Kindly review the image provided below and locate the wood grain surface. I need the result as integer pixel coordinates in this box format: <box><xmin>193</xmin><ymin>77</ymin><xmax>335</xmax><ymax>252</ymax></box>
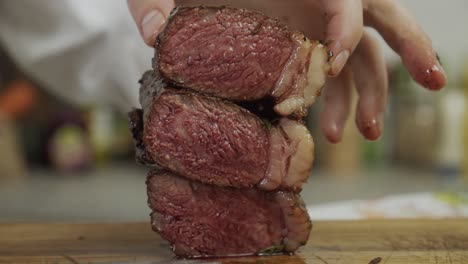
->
<box><xmin>0</xmin><ymin>219</ymin><xmax>467</xmax><ymax>264</ymax></box>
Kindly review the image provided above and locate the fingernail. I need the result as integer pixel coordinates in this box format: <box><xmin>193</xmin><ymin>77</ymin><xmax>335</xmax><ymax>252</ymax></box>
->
<box><xmin>141</xmin><ymin>10</ymin><xmax>165</xmax><ymax>44</ymax></box>
<box><xmin>434</xmin><ymin>59</ymin><xmax>446</xmax><ymax>75</ymax></box>
<box><xmin>329</xmin><ymin>50</ymin><xmax>350</xmax><ymax>77</ymax></box>
<box><xmin>424</xmin><ymin>61</ymin><xmax>447</xmax><ymax>90</ymax></box>
<box><xmin>432</xmin><ymin>60</ymin><xmax>445</xmax><ymax>75</ymax></box>
<box><xmin>358</xmin><ymin>112</ymin><xmax>384</xmax><ymax>141</ymax></box>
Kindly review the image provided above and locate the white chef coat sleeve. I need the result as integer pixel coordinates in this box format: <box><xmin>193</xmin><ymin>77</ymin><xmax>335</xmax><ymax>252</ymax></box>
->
<box><xmin>0</xmin><ymin>0</ymin><xmax>153</xmax><ymax>111</ymax></box>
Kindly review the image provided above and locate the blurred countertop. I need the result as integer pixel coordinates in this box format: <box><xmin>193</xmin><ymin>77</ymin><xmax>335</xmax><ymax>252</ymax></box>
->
<box><xmin>0</xmin><ymin>164</ymin><xmax>466</xmax><ymax>222</ymax></box>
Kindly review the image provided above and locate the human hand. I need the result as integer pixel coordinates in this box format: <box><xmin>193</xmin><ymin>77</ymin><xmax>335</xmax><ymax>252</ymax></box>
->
<box><xmin>127</xmin><ymin>0</ymin><xmax>446</xmax><ymax>142</ymax></box>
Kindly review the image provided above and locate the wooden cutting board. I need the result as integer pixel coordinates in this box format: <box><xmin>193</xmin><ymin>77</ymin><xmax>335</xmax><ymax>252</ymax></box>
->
<box><xmin>0</xmin><ymin>219</ymin><xmax>467</xmax><ymax>264</ymax></box>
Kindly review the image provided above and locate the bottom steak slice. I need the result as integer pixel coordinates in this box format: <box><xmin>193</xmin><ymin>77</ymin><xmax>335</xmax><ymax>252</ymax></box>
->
<box><xmin>147</xmin><ymin>169</ymin><xmax>312</xmax><ymax>258</ymax></box>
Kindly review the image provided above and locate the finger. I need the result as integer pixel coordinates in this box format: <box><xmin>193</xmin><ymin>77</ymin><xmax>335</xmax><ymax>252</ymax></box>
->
<box><xmin>349</xmin><ymin>31</ymin><xmax>387</xmax><ymax>141</ymax></box>
<box><xmin>321</xmin><ymin>0</ymin><xmax>363</xmax><ymax>77</ymax></box>
<box><xmin>320</xmin><ymin>66</ymin><xmax>353</xmax><ymax>144</ymax></box>
<box><xmin>364</xmin><ymin>0</ymin><xmax>446</xmax><ymax>90</ymax></box>
<box><xmin>127</xmin><ymin>0</ymin><xmax>175</xmax><ymax>46</ymax></box>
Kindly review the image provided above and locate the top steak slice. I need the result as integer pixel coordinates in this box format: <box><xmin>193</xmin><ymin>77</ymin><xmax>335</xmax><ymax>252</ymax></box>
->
<box><xmin>155</xmin><ymin>6</ymin><xmax>329</xmax><ymax>117</ymax></box>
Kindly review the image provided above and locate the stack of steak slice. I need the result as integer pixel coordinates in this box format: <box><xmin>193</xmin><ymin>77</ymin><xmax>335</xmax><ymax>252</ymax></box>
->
<box><xmin>129</xmin><ymin>5</ymin><xmax>329</xmax><ymax>258</ymax></box>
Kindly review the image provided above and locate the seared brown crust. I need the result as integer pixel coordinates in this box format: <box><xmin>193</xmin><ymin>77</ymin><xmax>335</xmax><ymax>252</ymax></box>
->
<box><xmin>128</xmin><ymin>108</ymin><xmax>154</xmax><ymax>165</ymax></box>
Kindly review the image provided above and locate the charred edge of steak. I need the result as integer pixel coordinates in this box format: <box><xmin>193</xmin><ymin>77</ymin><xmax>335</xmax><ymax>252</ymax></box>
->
<box><xmin>139</xmin><ymin>70</ymin><xmax>166</xmax><ymax>112</ymax></box>
<box><xmin>152</xmin><ymin>6</ymin><xmax>187</xmax><ymax>78</ymax></box>
<box><xmin>129</xmin><ymin>69</ymin><xmax>169</xmax><ymax>166</ymax></box>
<box><xmin>236</xmin><ymin>96</ymin><xmax>280</xmax><ymax>122</ymax></box>
<box><xmin>128</xmin><ymin>108</ymin><xmax>155</xmax><ymax>165</ymax></box>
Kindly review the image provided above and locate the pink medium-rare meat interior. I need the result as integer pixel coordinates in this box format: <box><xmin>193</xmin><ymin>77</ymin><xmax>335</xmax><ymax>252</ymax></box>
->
<box><xmin>155</xmin><ymin>6</ymin><xmax>329</xmax><ymax>117</ymax></box>
<box><xmin>128</xmin><ymin>5</ymin><xmax>325</xmax><ymax>258</ymax></box>
<box><xmin>157</xmin><ymin>6</ymin><xmax>293</xmax><ymax>101</ymax></box>
<box><xmin>147</xmin><ymin>170</ymin><xmax>312</xmax><ymax>257</ymax></box>
<box><xmin>143</xmin><ymin>88</ymin><xmax>269</xmax><ymax>188</ymax></box>
<box><xmin>130</xmin><ymin>71</ymin><xmax>315</xmax><ymax>191</ymax></box>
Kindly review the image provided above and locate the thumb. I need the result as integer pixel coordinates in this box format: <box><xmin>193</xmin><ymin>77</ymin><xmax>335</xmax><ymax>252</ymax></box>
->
<box><xmin>321</xmin><ymin>0</ymin><xmax>363</xmax><ymax>77</ymax></box>
<box><xmin>127</xmin><ymin>0</ymin><xmax>175</xmax><ymax>46</ymax></box>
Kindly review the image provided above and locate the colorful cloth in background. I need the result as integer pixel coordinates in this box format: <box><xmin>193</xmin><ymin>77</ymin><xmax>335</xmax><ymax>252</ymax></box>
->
<box><xmin>307</xmin><ymin>192</ymin><xmax>468</xmax><ymax>220</ymax></box>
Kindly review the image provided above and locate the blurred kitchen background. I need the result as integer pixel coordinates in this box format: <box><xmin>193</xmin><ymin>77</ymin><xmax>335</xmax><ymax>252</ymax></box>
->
<box><xmin>0</xmin><ymin>0</ymin><xmax>467</xmax><ymax>222</ymax></box>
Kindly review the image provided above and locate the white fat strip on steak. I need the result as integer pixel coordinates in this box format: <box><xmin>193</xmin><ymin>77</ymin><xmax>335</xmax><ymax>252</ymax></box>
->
<box><xmin>273</xmin><ymin>33</ymin><xmax>329</xmax><ymax>116</ymax></box>
<box><xmin>259</xmin><ymin>118</ymin><xmax>314</xmax><ymax>191</ymax></box>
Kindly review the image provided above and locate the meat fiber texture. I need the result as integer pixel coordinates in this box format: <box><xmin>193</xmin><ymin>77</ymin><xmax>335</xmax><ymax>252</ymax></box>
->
<box><xmin>155</xmin><ymin>6</ymin><xmax>329</xmax><ymax>117</ymax></box>
<box><xmin>147</xmin><ymin>170</ymin><xmax>311</xmax><ymax>257</ymax></box>
<box><xmin>129</xmin><ymin>5</ymin><xmax>329</xmax><ymax>258</ymax></box>
<box><xmin>130</xmin><ymin>71</ymin><xmax>314</xmax><ymax>191</ymax></box>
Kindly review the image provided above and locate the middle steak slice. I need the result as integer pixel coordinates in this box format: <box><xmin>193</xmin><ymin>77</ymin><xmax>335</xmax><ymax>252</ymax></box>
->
<box><xmin>129</xmin><ymin>71</ymin><xmax>314</xmax><ymax>191</ymax></box>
